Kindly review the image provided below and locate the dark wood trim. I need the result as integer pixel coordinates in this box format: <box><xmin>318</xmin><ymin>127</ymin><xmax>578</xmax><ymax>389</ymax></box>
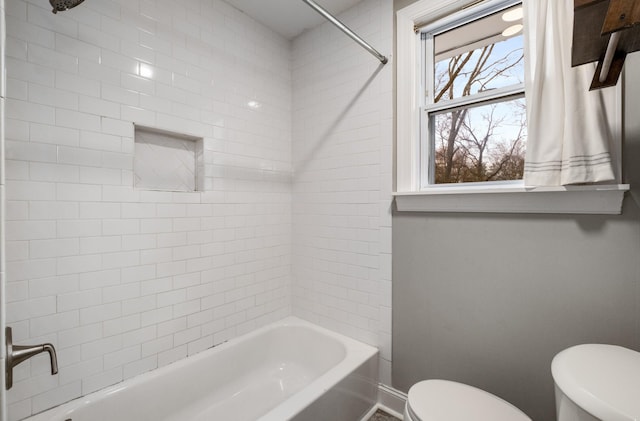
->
<box><xmin>575</xmin><ymin>0</ymin><xmax>607</xmax><ymax>10</ymax></box>
<box><xmin>602</xmin><ymin>0</ymin><xmax>640</xmax><ymax>33</ymax></box>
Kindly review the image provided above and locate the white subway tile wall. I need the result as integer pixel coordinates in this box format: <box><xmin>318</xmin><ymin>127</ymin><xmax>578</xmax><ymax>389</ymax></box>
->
<box><xmin>4</xmin><ymin>0</ymin><xmax>292</xmax><ymax>418</ymax></box>
<box><xmin>4</xmin><ymin>0</ymin><xmax>394</xmax><ymax>418</ymax></box>
<box><xmin>291</xmin><ymin>0</ymin><xmax>393</xmax><ymax>385</ymax></box>
<box><xmin>1</xmin><ymin>1</ymin><xmax>7</xmax><ymax>416</ymax></box>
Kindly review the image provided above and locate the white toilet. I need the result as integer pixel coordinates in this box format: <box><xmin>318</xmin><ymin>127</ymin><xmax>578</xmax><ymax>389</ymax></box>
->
<box><xmin>552</xmin><ymin>344</ymin><xmax>640</xmax><ymax>421</ymax></box>
<box><xmin>404</xmin><ymin>379</ymin><xmax>531</xmax><ymax>421</ymax></box>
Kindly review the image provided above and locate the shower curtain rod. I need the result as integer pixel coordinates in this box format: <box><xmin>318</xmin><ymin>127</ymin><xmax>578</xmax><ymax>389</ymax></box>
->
<box><xmin>301</xmin><ymin>0</ymin><xmax>388</xmax><ymax>64</ymax></box>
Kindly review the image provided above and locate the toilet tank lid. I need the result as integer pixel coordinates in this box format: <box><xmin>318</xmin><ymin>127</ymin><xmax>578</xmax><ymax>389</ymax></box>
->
<box><xmin>552</xmin><ymin>344</ymin><xmax>640</xmax><ymax>421</ymax></box>
<box><xmin>407</xmin><ymin>380</ymin><xmax>531</xmax><ymax>421</ymax></box>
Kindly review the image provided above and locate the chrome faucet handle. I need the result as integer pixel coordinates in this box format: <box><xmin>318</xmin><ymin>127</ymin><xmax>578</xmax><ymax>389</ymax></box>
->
<box><xmin>5</xmin><ymin>327</ymin><xmax>58</xmax><ymax>390</ymax></box>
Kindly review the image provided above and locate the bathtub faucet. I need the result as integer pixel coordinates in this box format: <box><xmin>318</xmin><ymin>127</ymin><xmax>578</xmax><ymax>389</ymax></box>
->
<box><xmin>5</xmin><ymin>327</ymin><xmax>58</xmax><ymax>390</ymax></box>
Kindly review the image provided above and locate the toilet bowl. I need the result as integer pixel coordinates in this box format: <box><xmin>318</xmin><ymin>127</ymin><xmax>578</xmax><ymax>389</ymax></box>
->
<box><xmin>404</xmin><ymin>379</ymin><xmax>531</xmax><ymax>421</ymax></box>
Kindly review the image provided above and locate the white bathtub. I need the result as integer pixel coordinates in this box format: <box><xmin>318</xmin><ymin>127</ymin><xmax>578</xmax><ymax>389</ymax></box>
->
<box><xmin>26</xmin><ymin>317</ymin><xmax>379</xmax><ymax>421</ymax></box>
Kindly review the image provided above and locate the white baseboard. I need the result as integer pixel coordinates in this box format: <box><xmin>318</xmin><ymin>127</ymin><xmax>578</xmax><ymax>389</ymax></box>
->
<box><xmin>360</xmin><ymin>403</ymin><xmax>403</xmax><ymax>421</ymax></box>
<box><xmin>360</xmin><ymin>405</ymin><xmax>381</xmax><ymax>421</ymax></box>
<box><xmin>377</xmin><ymin>383</ymin><xmax>407</xmax><ymax>418</ymax></box>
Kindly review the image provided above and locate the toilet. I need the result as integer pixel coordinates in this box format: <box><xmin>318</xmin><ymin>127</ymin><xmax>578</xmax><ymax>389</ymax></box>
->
<box><xmin>404</xmin><ymin>379</ymin><xmax>531</xmax><ymax>421</ymax></box>
<box><xmin>552</xmin><ymin>344</ymin><xmax>640</xmax><ymax>421</ymax></box>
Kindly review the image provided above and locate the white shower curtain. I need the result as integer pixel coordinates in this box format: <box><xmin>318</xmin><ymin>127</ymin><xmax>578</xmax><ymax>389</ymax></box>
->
<box><xmin>523</xmin><ymin>0</ymin><xmax>616</xmax><ymax>186</ymax></box>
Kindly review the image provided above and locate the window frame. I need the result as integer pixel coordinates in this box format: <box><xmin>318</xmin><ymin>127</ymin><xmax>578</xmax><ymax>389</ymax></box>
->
<box><xmin>394</xmin><ymin>0</ymin><xmax>628</xmax><ymax>214</ymax></box>
<box><xmin>421</xmin><ymin>0</ymin><xmax>526</xmax><ymax>188</ymax></box>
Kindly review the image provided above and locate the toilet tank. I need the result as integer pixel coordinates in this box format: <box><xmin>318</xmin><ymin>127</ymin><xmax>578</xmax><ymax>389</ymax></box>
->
<box><xmin>554</xmin><ymin>385</ymin><xmax>601</xmax><ymax>421</ymax></box>
<box><xmin>552</xmin><ymin>344</ymin><xmax>640</xmax><ymax>421</ymax></box>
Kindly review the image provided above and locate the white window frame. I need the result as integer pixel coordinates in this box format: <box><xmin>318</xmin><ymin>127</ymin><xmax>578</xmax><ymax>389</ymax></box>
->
<box><xmin>420</xmin><ymin>0</ymin><xmax>525</xmax><ymax>188</ymax></box>
<box><xmin>395</xmin><ymin>0</ymin><xmax>628</xmax><ymax>214</ymax></box>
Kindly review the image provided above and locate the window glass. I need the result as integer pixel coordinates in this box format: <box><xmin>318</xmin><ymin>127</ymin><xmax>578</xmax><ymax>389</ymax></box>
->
<box><xmin>433</xmin><ymin>5</ymin><xmax>524</xmax><ymax>103</ymax></box>
<box><xmin>432</xmin><ymin>97</ymin><xmax>526</xmax><ymax>184</ymax></box>
<box><xmin>424</xmin><ymin>2</ymin><xmax>527</xmax><ymax>185</ymax></box>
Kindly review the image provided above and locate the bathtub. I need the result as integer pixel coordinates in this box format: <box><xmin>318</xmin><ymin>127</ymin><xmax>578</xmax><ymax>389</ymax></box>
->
<box><xmin>26</xmin><ymin>317</ymin><xmax>379</xmax><ymax>421</ymax></box>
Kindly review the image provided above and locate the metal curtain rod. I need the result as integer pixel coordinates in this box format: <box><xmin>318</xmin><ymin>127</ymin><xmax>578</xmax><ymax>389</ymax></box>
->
<box><xmin>302</xmin><ymin>0</ymin><xmax>388</xmax><ymax>64</ymax></box>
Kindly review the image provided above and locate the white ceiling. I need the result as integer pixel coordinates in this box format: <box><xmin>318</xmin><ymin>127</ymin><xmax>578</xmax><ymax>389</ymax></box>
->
<box><xmin>224</xmin><ymin>0</ymin><xmax>363</xmax><ymax>39</ymax></box>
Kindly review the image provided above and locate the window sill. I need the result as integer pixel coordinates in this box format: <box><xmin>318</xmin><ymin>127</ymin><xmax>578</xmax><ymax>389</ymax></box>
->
<box><xmin>393</xmin><ymin>184</ymin><xmax>630</xmax><ymax>214</ymax></box>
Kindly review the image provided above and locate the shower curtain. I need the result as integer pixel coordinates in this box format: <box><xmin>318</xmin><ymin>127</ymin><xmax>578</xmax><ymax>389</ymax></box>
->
<box><xmin>522</xmin><ymin>0</ymin><xmax>617</xmax><ymax>186</ymax></box>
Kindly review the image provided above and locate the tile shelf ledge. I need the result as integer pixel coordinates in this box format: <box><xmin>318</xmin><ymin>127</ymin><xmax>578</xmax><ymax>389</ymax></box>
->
<box><xmin>393</xmin><ymin>184</ymin><xmax>630</xmax><ymax>214</ymax></box>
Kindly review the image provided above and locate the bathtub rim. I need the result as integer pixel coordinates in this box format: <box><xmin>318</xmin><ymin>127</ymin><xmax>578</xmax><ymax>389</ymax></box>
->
<box><xmin>24</xmin><ymin>316</ymin><xmax>379</xmax><ymax>421</ymax></box>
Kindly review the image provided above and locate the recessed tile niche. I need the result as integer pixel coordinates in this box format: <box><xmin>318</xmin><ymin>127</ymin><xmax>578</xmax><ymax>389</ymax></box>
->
<box><xmin>134</xmin><ymin>126</ymin><xmax>204</xmax><ymax>192</ymax></box>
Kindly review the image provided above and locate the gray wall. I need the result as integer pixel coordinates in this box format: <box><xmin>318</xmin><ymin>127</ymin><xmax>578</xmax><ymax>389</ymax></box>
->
<box><xmin>391</xmin><ymin>3</ymin><xmax>640</xmax><ymax>418</ymax></box>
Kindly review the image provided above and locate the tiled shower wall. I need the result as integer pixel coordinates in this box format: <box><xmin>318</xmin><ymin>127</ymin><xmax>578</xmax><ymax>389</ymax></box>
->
<box><xmin>4</xmin><ymin>0</ymin><xmax>292</xmax><ymax>418</ymax></box>
<box><xmin>1</xmin><ymin>0</ymin><xmax>8</xmax><ymax>419</ymax></box>
<box><xmin>291</xmin><ymin>0</ymin><xmax>393</xmax><ymax>384</ymax></box>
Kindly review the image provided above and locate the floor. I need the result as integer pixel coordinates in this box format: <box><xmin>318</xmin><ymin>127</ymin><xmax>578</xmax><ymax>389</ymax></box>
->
<box><xmin>368</xmin><ymin>409</ymin><xmax>402</xmax><ymax>421</ymax></box>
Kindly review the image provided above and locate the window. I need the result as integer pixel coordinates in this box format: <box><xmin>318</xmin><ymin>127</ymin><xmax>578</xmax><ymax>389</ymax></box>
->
<box><xmin>395</xmin><ymin>0</ymin><xmax>627</xmax><ymax>214</ymax></box>
<box><xmin>420</xmin><ymin>0</ymin><xmax>526</xmax><ymax>187</ymax></box>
